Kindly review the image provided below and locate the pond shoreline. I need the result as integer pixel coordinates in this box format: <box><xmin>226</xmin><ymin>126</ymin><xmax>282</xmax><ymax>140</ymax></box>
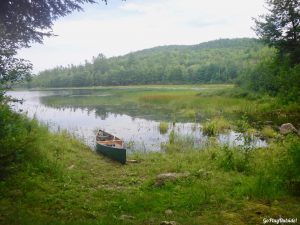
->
<box><xmin>8</xmin><ymin>85</ymin><xmax>268</xmax><ymax>152</ymax></box>
<box><xmin>1</xmin><ymin>104</ymin><xmax>299</xmax><ymax>224</ymax></box>
<box><xmin>2</xmin><ymin>85</ymin><xmax>300</xmax><ymax>224</ymax></box>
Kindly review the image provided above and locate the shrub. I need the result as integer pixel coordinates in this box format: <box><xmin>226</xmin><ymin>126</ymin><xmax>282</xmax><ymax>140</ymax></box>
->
<box><xmin>217</xmin><ymin>145</ymin><xmax>251</xmax><ymax>173</ymax></box>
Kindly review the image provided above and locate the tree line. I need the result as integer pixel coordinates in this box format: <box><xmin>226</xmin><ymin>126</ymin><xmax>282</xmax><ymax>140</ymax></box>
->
<box><xmin>28</xmin><ymin>38</ymin><xmax>270</xmax><ymax>87</ymax></box>
<box><xmin>242</xmin><ymin>0</ymin><xmax>300</xmax><ymax>103</ymax></box>
<box><xmin>2</xmin><ymin>0</ymin><xmax>299</xmax><ymax>104</ymax></box>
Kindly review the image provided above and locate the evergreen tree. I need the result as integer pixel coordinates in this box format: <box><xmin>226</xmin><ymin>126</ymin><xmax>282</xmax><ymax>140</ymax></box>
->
<box><xmin>253</xmin><ymin>0</ymin><xmax>300</xmax><ymax>64</ymax></box>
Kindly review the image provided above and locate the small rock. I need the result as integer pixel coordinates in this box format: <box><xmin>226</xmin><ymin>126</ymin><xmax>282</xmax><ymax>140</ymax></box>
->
<box><xmin>165</xmin><ymin>209</ymin><xmax>173</xmax><ymax>215</ymax></box>
<box><xmin>196</xmin><ymin>169</ymin><xmax>213</xmax><ymax>179</ymax></box>
<box><xmin>160</xmin><ymin>221</ymin><xmax>177</xmax><ymax>225</ymax></box>
<box><xmin>68</xmin><ymin>164</ymin><xmax>75</xmax><ymax>170</ymax></box>
<box><xmin>119</xmin><ymin>215</ymin><xmax>135</xmax><ymax>220</ymax></box>
<box><xmin>156</xmin><ymin>172</ymin><xmax>190</xmax><ymax>186</ymax></box>
<box><xmin>280</xmin><ymin>123</ymin><xmax>297</xmax><ymax>135</ymax></box>
<box><xmin>127</xmin><ymin>159</ymin><xmax>139</xmax><ymax>163</ymax></box>
<box><xmin>264</xmin><ymin>121</ymin><xmax>273</xmax><ymax>125</ymax></box>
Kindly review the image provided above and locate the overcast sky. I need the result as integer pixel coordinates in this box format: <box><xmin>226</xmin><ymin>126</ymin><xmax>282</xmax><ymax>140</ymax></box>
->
<box><xmin>18</xmin><ymin>0</ymin><xmax>267</xmax><ymax>73</ymax></box>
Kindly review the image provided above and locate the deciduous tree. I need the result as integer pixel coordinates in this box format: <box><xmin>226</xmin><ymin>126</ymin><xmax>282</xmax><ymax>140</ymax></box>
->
<box><xmin>0</xmin><ymin>0</ymin><xmax>109</xmax><ymax>94</ymax></box>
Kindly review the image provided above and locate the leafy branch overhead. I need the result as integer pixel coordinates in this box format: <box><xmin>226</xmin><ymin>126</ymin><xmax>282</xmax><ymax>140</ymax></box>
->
<box><xmin>0</xmin><ymin>0</ymin><xmax>109</xmax><ymax>91</ymax></box>
<box><xmin>0</xmin><ymin>0</ymin><xmax>105</xmax><ymax>47</ymax></box>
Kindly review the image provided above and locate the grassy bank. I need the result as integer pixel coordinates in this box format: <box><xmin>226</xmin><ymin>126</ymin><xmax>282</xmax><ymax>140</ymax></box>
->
<box><xmin>1</xmin><ymin>104</ymin><xmax>299</xmax><ymax>225</ymax></box>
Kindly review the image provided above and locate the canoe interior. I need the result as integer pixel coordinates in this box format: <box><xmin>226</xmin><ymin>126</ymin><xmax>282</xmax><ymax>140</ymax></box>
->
<box><xmin>96</xmin><ymin>129</ymin><xmax>126</xmax><ymax>164</ymax></box>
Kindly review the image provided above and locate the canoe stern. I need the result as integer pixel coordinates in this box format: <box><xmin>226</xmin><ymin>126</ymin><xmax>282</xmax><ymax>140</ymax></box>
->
<box><xmin>96</xmin><ymin>143</ymin><xmax>126</xmax><ymax>164</ymax></box>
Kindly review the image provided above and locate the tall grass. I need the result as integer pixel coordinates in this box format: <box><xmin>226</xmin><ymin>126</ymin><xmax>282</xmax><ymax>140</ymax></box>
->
<box><xmin>139</xmin><ymin>94</ymin><xmax>178</xmax><ymax>104</ymax></box>
<box><xmin>2</xmin><ymin>85</ymin><xmax>300</xmax><ymax>224</ymax></box>
<box><xmin>0</xmin><ymin>105</ymin><xmax>52</xmax><ymax>177</ymax></box>
<box><xmin>161</xmin><ymin>129</ymin><xmax>195</xmax><ymax>153</ymax></box>
<box><xmin>202</xmin><ymin>117</ymin><xmax>231</xmax><ymax>136</ymax></box>
<box><xmin>158</xmin><ymin>121</ymin><xmax>169</xmax><ymax>134</ymax></box>
<box><xmin>1</xmin><ymin>114</ymin><xmax>299</xmax><ymax>224</ymax></box>
<box><xmin>261</xmin><ymin>126</ymin><xmax>277</xmax><ymax>139</ymax></box>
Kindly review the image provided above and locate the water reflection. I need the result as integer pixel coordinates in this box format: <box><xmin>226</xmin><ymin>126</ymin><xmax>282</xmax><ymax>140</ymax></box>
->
<box><xmin>40</xmin><ymin>89</ymin><xmax>176</xmax><ymax>121</ymax></box>
<box><xmin>7</xmin><ymin>90</ymin><xmax>267</xmax><ymax>152</ymax></box>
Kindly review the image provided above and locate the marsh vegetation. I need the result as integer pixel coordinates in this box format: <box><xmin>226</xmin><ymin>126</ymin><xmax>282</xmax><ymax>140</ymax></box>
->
<box><xmin>2</xmin><ymin>85</ymin><xmax>300</xmax><ymax>224</ymax></box>
<box><xmin>9</xmin><ymin>85</ymin><xmax>277</xmax><ymax>151</ymax></box>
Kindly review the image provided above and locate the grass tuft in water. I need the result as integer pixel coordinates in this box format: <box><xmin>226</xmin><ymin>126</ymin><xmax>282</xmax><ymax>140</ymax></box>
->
<box><xmin>158</xmin><ymin>121</ymin><xmax>169</xmax><ymax>134</ymax></box>
<box><xmin>261</xmin><ymin>126</ymin><xmax>277</xmax><ymax>139</ymax></box>
<box><xmin>202</xmin><ymin>117</ymin><xmax>231</xmax><ymax>136</ymax></box>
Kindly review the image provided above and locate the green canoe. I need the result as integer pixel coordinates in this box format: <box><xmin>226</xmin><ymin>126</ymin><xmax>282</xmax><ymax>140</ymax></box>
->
<box><xmin>96</xmin><ymin>129</ymin><xmax>126</xmax><ymax>164</ymax></box>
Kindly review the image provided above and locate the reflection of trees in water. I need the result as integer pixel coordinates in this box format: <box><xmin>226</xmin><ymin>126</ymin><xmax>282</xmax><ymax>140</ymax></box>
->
<box><xmin>94</xmin><ymin>106</ymin><xmax>109</xmax><ymax>120</ymax></box>
<box><xmin>94</xmin><ymin>104</ymin><xmax>143</xmax><ymax>120</ymax></box>
<box><xmin>94</xmin><ymin>104</ymin><xmax>176</xmax><ymax>121</ymax></box>
<box><xmin>41</xmin><ymin>95</ymin><xmax>176</xmax><ymax>122</ymax></box>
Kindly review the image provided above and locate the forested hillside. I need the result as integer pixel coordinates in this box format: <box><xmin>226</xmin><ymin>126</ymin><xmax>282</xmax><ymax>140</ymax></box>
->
<box><xmin>28</xmin><ymin>38</ymin><xmax>272</xmax><ymax>87</ymax></box>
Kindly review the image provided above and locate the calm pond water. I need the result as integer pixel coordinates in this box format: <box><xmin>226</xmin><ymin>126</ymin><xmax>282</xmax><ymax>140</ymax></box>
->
<box><xmin>8</xmin><ymin>89</ymin><xmax>266</xmax><ymax>152</ymax></box>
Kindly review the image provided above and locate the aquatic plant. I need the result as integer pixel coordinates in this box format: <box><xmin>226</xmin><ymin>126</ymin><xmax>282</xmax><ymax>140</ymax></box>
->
<box><xmin>161</xmin><ymin>131</ymin><xmax>195</xmax><ymax>153</ymax></box>
<box><xmin>182</xmin><ymin>109</ymin><xmax>197</xmax><ymax>120</ymax></box>
<box><xmin>158</xmin><ymin>121</ymin><xmax>169</xmax><ymax>134</ymax></box>
<box><xmin>202</xmin><ymin>117</ymin><xmax>231</xmax><ymax>136</ymax></box>
<box><xmin>261</xmin><ymin>126</ymin><xmax>277</xmax><ymax>139</ymax></box>
<box><xmin>140</xmin><ymin>94</ymin><xmax>178</xmax><ymax>104</ymax></box>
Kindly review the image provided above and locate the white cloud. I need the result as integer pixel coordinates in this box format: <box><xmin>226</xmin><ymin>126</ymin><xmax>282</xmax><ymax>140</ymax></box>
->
<box><xmin>18</xmin><ymin>0</ymin><xmax>267</xmax><ymax>72</ymax></box>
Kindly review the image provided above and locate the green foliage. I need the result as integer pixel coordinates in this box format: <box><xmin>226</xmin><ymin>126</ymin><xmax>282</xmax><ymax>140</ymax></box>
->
<box><xmin>28</xmin><ymin>38</ymin><xmax>268</xmax><ymax>87</ymax></box>
<box><xmin>158</xmin><ymin>121</ymin><xmax>169</xmax><ymax>134</ymax></box>
<box><xmin>182</xmin><ymin>109</ymin><xmax>196</xmax><ymax>120</ymax></box>
<box><xmin>280</xmin><ymin>138</ymin><xmax>300</xmax><ymax>195</ymax></box>
<box><xmin>239</xmin><ymin>56</ymin><xmax>300</xmax><ymax>103</ymax></box>
<box><xmin>261</xmin><ymin>126</ymin><xmax>277</xmax><ymax>139</ymax></box>
<box><xmin>0</xmin><ymin>105</ymin><xmax>35</xmax><ymax>166</ymax></box>
<box><xmin>243</xmin><ymin>0</ymin><xmax>300</xmax><ymax>103</ymax></box>
<box><xmin>235</xmin><ymin>115</ymin><xmax>251</xmax><ymax>133</ymax></box>
<box><xmin>0</xmin><ymin>0</ymin><xmax>99</xmax><ymax>48</ymax></box>
<box><xmin>277</xmin><ymin>63</ymin><xmax>300</xmax><ymax>103</ymax></box>
<box><xmin>1</xmin><ymin>0</ymin><xmax>106</xmax><ymax>96</ymax></box>
<box><xmin>0</xmin><ymin>104</ymin><xmax>64</xmax><ymax>181</ymax></box>
<box><xmin>253</xmin><ymin>0</ymin><xmax>300</xmax><ymax>65</ymax></box>
<box><xmin>239</xmin><ymin>53</ymin><xmax>278</xmax><ymax>94</ymax></box>
<box><xmin>217</xmin><ymin>145</ymin><xmax>251</xmax><ymax>173</ymax></box>
<box><xmin>235</xmin><ymin>137</ymin><xmax>300</xmax><ymax>199</ymax></box>
<box><xmin>1</xmin><ymin>107</ymin><xmax>300</xmax><ymax>224</ymax></box>
<box><xmin>1</xmin><ymin>86</ymin><xmax>300</xmax><ymax>224</ymax></box>
<box><xmin>202</xmin><ymin>121</ymin><xmax>218</xmax><ymax>136</ymax></box>
<box><xmin>202</xmin><ymin>117</ymin><xmax>231</xmax><ymax>136</ymax></box>
<box><xmin>140</xmin><ymin>94</ymin><xmax>178</xmax><ymax>104</ymax></box>
<box><xmin>161</xmin><ymin>129</ymin><xmax>195</xmax><ymax>153</ymax></box>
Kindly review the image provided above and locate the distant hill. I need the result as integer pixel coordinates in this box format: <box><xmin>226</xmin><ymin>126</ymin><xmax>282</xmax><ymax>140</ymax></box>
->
<box><xmin>28</xmin><ymin>38</ymin><xmax>272</xmax><ymax>87</ymax></box>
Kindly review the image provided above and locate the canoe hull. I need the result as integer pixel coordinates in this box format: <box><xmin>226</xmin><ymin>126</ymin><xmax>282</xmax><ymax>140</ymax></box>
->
<box><xmin>96</xmin><ymin>143</ymin><xmax>126</xmax><ymax>164</ymax></box>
